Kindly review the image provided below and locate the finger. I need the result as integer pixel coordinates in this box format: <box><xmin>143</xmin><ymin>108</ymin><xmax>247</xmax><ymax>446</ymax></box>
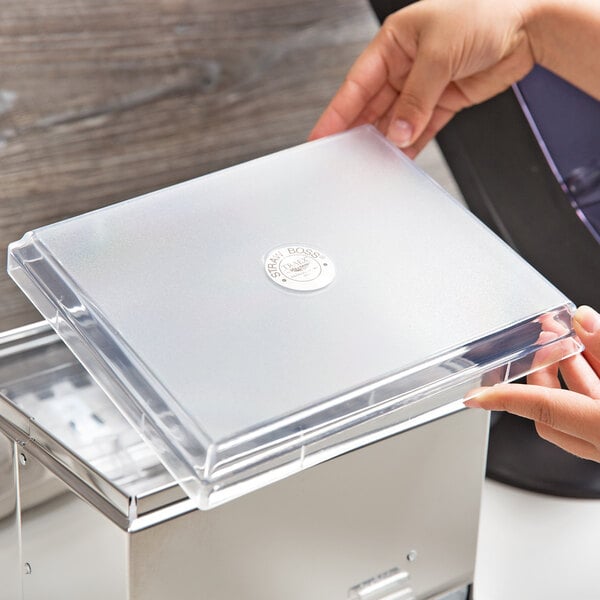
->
<box><xmin>574</xmin><ymin>305</ymin><xmax>600</xmax><ymax>375</ymax></box>
<box><xmin>582</xmin><ymin>348</ymin><xmax>600</xmax><ymax>378</ymax></box>
<box><xmin>309</xmin><ymin>78</ymin><xmax>384</xmax><ymax>141</ymax></box>
<box><xmin>537</xmin><ymin>310</ymin><xmax>571</xmax><ymax>337</ymax></box>
<box><xmin>527</xmin><ymin>362</ymin><xmax>561</xmax><ymax>389</ymax></box>
<box><xmin>535</xmin><ymin>422</ymin><xmax>600</xmax><ymax>462</ymax></box>
<box><xmin>526</xmin><ymin>331</ymin><xmax>562</xmax><ymax>388</ymax></box>
<box><xmin>386</xmin><ymin>46</ymin><xmax>452</xmax><ymax>148</ymax></box>
<box><xmin>559</xmin><ymin>351</ymin><xmax>600</xmax><ymax>398</ymax></box>
<box><xmin>350</xmin><ymin>82</ymin><xmax>398</xmax><ymax>129</ymax></box>
<box><xmin>401</xmin><ymin>81</ymin><xmax>480</xmax><ymax>156</ymax></box>
<box><xmin>385</xmin><ymin>48</ymin><xmax>480</xmax><ymax>151</ymax></box>
<box><xmin>526</xmin><ymin>326</ymin><xmax>600</xmax><ymax>398</ymax></box>
<box><xmin>526</xmin><ymin>317</ymin><xmax>591</xmax><ymax>389</ymax></box>
<box><xmin>464</xmin><ymin>383</ymin><xmax>597</xmax><ymax>440</ymax></box>
<box><xmin>377</xmin><ymin>95</ymin><xmax>456</xmax><ymax>158</ymax></box>
<box><xmin>436</xmin><ymin>81</ymin><xmax>473</xmax><ymax>114</ymax></box>
<box><xmin>402</xmin><ymin>105</ymin><xmax>455</xmax><ymax>158</ymax></box>
<box><xmin>376</xmin><ymin>104</ymin><xmax>395</xmax><ymax>138</ymax></box>
<box><xmin>309</xmin><ymin>34</ymin><xmax>398</xmax><ymax>140</ymax></box>
<box><xmin>453</xmin><ymin>45</ymin><xmax>534</xmax><ymax>108</ymax></box>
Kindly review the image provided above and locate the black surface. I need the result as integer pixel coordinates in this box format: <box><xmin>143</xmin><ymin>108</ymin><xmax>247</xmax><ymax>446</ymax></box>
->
<box><xmin>369</xmin><ymin>0</ymin><xmax>412</xmax><ymax>21</ymax></box>
<box><xmin>518</xmin><ymin>68</ymin><xmax>600</xmax><ymax>178</ymax></box>
<box><xmin>487</xmin><ymin>412</ymin><xmax>600</xmax><ymax>498</ymax></box>
<box><xmin>436</xmin><ymin>92</ymin><xmax>600</xmax><ymax>310</ymax></box>
<box><xmin>368</xmin><ymin>0</ymin><xmax>600</xmax><ymax>498</ymax></box>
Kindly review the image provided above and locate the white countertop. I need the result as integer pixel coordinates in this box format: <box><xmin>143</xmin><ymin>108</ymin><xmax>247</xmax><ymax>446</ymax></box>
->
<box><xmin>475</xmin><ymin>479</ymin><xmax>600</xmax><ymax>599</ymax></box>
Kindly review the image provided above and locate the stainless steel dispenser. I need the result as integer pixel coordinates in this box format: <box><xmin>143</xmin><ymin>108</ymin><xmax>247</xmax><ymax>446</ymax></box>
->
<box><xmin>0</xmin><ymin>126</ymin><xmax>581</xmax><ymax>599</ymax></box>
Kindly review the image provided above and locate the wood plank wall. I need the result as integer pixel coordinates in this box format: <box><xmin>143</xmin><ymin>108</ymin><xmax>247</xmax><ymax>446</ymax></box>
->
<box><xmin>0</xmin><ymin>0</ymin><xmax>378</xmax><ymax>330</ymax></box>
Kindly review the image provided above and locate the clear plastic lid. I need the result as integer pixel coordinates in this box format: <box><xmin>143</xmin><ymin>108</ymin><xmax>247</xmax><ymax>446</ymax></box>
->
<box><xmin>8</xmin><ymin>126</ymin><xmax>581</xmax><ymax>509</ymax></box>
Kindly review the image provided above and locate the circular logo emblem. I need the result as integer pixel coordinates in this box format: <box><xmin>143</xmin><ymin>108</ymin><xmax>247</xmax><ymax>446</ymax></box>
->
<box><xmin>264</xmin><ymin>245</ymin><xmax>335</xmax><ymax>292</ymax></box>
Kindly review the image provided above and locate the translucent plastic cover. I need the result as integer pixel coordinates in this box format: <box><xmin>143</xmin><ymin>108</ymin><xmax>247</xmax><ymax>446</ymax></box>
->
<box><xmin>8</xmin><ymin>126</ymin><xmax>581</xmax><ymax>508</ymax></box>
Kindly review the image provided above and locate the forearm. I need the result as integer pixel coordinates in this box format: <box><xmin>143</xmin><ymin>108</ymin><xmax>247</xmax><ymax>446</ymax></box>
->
<box><xmin>525</xmin><ymin>0</ymin><xmax>600</xmax><ymax>99</ymax></box>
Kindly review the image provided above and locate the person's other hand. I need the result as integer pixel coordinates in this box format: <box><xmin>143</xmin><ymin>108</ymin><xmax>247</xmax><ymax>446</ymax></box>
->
<box><xmin>309</xmin><ymin>0</ymin><xmax>538</xmax><ymax>158</ymax></box>
<box><xmin>465</xmin><ymin>306</ymin><xmax>600</xmax><ymax>462</ymax></box>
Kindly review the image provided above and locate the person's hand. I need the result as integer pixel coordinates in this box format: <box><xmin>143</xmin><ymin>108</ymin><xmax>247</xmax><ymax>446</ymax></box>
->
<box><xmin>465</xmin><ymin>306</ymin><xmax>600</xmax><ymax>462</ymax></box>
<box><xmin>309</xmin><ymin>0</ymin><xmax>538</xmax><ymax>157</ymax></box>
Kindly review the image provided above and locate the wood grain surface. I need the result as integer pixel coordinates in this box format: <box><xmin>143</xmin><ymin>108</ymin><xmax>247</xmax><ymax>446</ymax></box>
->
<box><xmin>0</xmin><ymin>0</ymin><xmax>378</xmax><ymax>329</ymax></box>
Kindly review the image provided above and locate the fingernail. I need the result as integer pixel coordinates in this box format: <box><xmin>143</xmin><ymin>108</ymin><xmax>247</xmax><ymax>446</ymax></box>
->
<box><xmin>463</xmin><ymin>386</ymin><xmax>491</xmax><ymax>408</ymax></box>
<box><xmin>388</xmin><ymin>119</ymin><xmax>413</xmax><ymax>148</ymax></box>
<box><xmin>575</xmin><ymin>305</ymin><xmax>600</xmax><ymax>334</ymax></box>
<box><xmin>463</xmin><ymin>399</ymin><xmax>481</xmax><ymax>408</ymax></box>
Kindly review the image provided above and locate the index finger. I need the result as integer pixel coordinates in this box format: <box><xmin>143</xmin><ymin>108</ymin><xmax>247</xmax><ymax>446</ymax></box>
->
<box><xmin>465</xmin><ymin>383</ymin><xmax>598</xmax><ymax>441</ymax></box>
<box><xmin>309</xmin><ymin>26</ymin><xmax>412</xmax><ymax>140</ymax></box>
<box><xmin>309</xmin><ymin>49</ymin><xmax>387</xmax><ymax>140</ymax></box>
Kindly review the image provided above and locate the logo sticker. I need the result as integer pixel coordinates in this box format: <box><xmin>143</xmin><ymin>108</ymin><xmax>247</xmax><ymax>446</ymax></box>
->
<box><xmin>264</xmin><ymin>245</ymin><xmax>335</xmax><ymax>292</ymax></box>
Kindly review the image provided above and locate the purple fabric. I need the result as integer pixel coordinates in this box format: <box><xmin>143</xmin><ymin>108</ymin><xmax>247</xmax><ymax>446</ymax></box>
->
<box><xmin>516</xmin><ymin>66</ymin><xmax>600</xmax><ymax>242</ymax></box>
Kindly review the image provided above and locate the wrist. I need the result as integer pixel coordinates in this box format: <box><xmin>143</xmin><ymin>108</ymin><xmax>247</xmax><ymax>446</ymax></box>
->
<box><xmin>523</xmin><ymin>0</ymin><xmax>599</xmax><ymax>71</ymax></box>
<box><xmin>519</xmin><ymin>0</ymin><xmax>556</xmax><ymax>67</ymax></box>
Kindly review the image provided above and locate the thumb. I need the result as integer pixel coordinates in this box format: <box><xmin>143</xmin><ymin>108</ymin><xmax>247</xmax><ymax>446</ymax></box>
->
<box><xmin>386</xmin><ymin>49</ymin><xmax>450</xmax><ymax>149</ymax></box>
<box><xmin>573</xmin><ymin>305</ymin><xmax>600</xmax><ymax>362</ymax></box>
